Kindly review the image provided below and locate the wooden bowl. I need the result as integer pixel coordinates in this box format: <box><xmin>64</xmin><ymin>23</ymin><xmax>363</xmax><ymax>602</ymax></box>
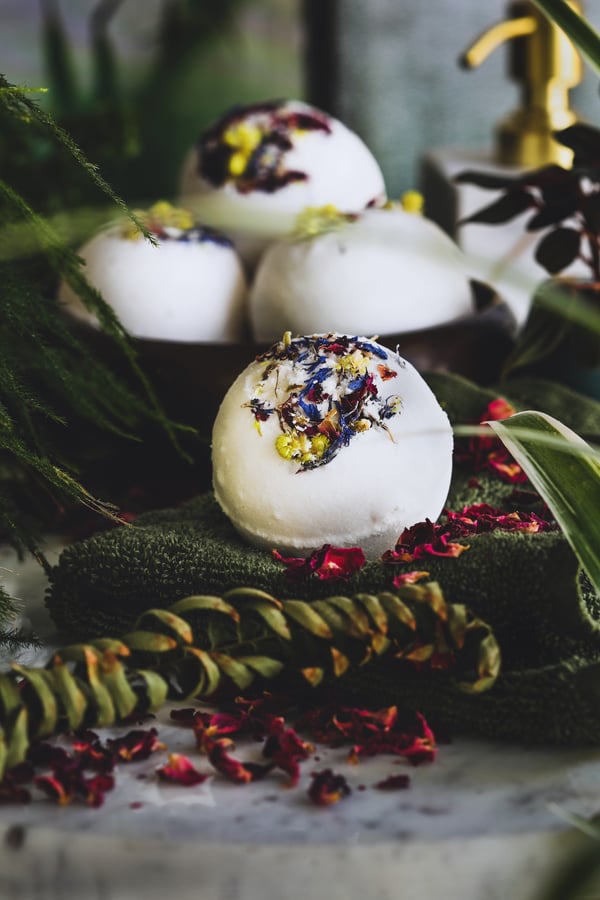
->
<box><xmin>67</xmin><ymin>279</ymin><xmax>516</xmax><ymax>435</ymax></box>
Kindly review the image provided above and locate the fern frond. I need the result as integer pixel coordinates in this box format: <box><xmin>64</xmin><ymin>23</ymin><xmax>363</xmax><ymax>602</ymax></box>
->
<box><xmin>0</xmin><ymin>74</ymin><xmax>152</xmax><ymax>243</ymax></box>
<box><xmin>0</xmin><ymin>178</ymin><xmax>187</xmax><ymax>453</ymax></box>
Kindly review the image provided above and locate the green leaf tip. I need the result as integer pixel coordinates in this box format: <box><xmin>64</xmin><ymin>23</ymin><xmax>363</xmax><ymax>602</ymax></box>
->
<box><xmin>488</xmin><ymin>410</ymin><xmax>600</xmax><ymax>595</ymax></box>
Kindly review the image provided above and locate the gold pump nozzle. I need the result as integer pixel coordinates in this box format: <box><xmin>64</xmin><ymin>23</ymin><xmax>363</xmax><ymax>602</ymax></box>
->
<box><xmin>461</xmin><ymin>0</ymin><xmax>583</xmax><ymax>168</ymax></box>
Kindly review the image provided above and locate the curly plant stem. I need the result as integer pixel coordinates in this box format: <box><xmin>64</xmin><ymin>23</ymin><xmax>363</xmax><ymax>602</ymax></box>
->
<box><xmin>0</xmin><ymin>583</ymin><xmax>500</xmax><ymax>780</ymax></box>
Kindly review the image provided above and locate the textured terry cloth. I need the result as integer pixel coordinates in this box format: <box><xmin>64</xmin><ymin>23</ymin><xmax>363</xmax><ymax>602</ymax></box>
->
<box><xmin>47</xmin><ymin>374</ymin><xmax>600</xmax><ymax>744</ymax></box>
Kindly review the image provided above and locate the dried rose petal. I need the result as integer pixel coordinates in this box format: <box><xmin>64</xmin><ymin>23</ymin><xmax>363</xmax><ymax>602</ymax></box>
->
<box><xmin>392</xmin><ymin>570</ymin><xmax>430</xmax><ymax>588</ymax></box>
<box><xmin>308</xmin><ymin>769</ymin><xmax>351</xmax><ymax>806</ymax></box>
<box><xmin>83</xmin><ymin>773</ymin><xmax>115</xmax><ymax>808</ymax></box>
<box><xmin>263</xmin><ymin>727</ymin><xmax>314</xmax><ymax>787</ymax></box>
<box><xmin>486</xmin><ymin>450</ymin><xmax>527</xmax><ymax>484</ymax></box>
<box><xmin>273</xmin><ymin>544</ymin><xmax>366</xmax><ymax>582</ymax></box>
<box><xmin>486</xmin><ymin>398</ymin><xmax>516</xmax><ymax>421</ymax></box>
<box><xmin>376</xmin><ymin>364</ymin><xmax>398</xmax><ymax>381</ymax></box>
<box><xmin>350</xmin><ymin>711</ymin><xmax>436</xmax><ymax>765</ymax></box>
<box><xmin>34</xmin><ymin>773</ymin><xmax>76</xmax><ymax>806</ymax></box>
<box><xmin>157</xmin><ymin>753</ymin><xmax>210</xmax><ymax>787</ymax></box>
<box><xmin>107</xmin><ymin>728</ymin><xmax>165</xmax><ymax>762</ymax></box>
<box><xmin>207</xmin><ymin>738</ymin><xmax>273</xmax><ymax>784</ymax></box>
<box><xmin>71</xmin><ymin>738</ymin><xmax>115</xmax><ymax>773</ymax></box>
<box><xmin>383</xmin><ymin>519</ymin><xmax>469</xmax><ymax>563</ymax></box>
<box><xmin>374</xmin><ymin>774</ymin><xmax>411</xmax><ymax>790</ymax></box>
<box><xmin>272</xmin><ymin>549</ymin><xmax>315</xmax><ymax>581</ymax></box>
<box><xmin>332</xmin><ymin>706</ymin><xmax>398</xmax><ymax>741</ymax></box>
<box><xmin>315</xmin><ymin>546</ymin><xmax>366</xmax><ymax>581</ymax></box>
<box><xmin>444</xmin><ymin>503</ymin><xmax>554</xmax><ymax>536</ymax></box>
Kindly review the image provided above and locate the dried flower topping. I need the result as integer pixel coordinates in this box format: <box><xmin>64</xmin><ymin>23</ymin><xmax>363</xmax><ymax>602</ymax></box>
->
<box><xmin>248</xmin><ymin>333</ymin><xmax>402</xmax><ymax>471</ymax></box>
<box><xmin>120</xmin><ymin>200</ymin><xmax>232</xmax><ymax>247</ymax></box>
<box><xmin>198</xmin><ymin>100</ymin><xmax>332</xmax><ymax>193</ymax></box>
<box><xmin>294</xmin><ymin>205</ymin><xmax>358</xmax><ymax>239</ymax></box>
<box><xmin>273</xmin><ymin>544</ymin><xmax>366</xmax><ymax>582</ymax></box>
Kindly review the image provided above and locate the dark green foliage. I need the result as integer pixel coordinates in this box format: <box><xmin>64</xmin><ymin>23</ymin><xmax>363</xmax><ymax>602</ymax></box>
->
<box><xmin>0</xmin><ymin>78</ymin><xmax>188</xmax><ymax>634</ymax></box>
<box><xmin>457</xmin><ymin>124</ymin><xmax>600</xmax><ymax>280</ymax></box>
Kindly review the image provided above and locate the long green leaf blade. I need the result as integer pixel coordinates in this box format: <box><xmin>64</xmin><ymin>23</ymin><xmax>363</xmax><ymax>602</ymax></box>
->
<box><xmin>531</xmin><ymin>0</ymin><xmax>600</xmax><ymax>76</ymax></box>
<box><xmin>488</xmin><ymin>410</ymin><xmax>600</xmax><ymax>593</ymax></box>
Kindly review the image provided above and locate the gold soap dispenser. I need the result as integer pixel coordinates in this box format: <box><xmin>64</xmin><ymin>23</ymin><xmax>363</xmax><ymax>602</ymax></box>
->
<box><xmin>419</xmin><ymin>1</ymin><xmax>586</xmax><ymax>326</ymax></box>
<box><xmin>460</xmin><ymin>0</ymin><xmax>583</xmax><ymax>168</ymax></box>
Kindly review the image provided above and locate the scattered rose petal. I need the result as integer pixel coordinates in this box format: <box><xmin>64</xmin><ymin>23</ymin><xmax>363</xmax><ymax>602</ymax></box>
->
<box><xmin>71</xmin><ymin>738</ymin><xmax>115</xmax><ymax>773</ymax></box>
<box><xmin>107</xmin><ymin>728</ymin><xmax>165</xmax><ymax>762</ymax></box>
<box><xmin>392</xmin><ymin>570</ymin><xmax>430</xmax><ymax>588</ymax></box>
<box><xmin>383</xmin><ymin>520</ymin><xmax>469</xmax><ymax>563</ymax></box>
<box><xmin>374</xmin><ymin>774</ymin><xmax>411</xmax><ymax>790</ymax></box>
<box><xmin>454</xmin><ymin>397</ymin><xmax>526</xmax><ymax>482</ymax></box>
<box><xmin>308</xmin><ymin>769</ymin><xmax>351</xmax><ymax>806</ymax></box>
<box><xmin>207</xmin><ymin>738</ymin><xmax>274</xmax><ymax>784</ymax></box>
<box><xmin>263</xmin><ymin>726</ymin><xmax>314</xmax><ymax>787</ymax></box>
<box><xmin>34</xmin><ymin>773</ymin><xmax>76</xmax><ymax>806</ymax></box>
<box><xmin>273</xmin><ymin>544</ymin><xmax>366</xmax><ymax>582</ymax></box>
<box><xmin>157</xmin><ymin>753</ymin><xmax>210</xmax><ymax>787</ymax></box>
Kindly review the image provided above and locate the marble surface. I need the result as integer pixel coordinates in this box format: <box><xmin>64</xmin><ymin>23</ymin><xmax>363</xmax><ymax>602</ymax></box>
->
<box><xmin>1</xmin><ymin>538</ymin><xmax>599</xmax><ymax>900</ymax></box>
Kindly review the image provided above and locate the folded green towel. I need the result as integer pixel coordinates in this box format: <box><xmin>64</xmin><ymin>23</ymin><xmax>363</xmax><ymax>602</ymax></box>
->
<box><xmin>47</xmin><ymin>373</ymin><xmax>600</xmax><ymax>744</ymax></box>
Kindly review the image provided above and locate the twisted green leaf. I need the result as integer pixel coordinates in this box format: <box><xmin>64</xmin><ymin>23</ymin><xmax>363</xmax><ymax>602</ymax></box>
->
<box><xmin>488</xmin><ymin>411</ymin><xmax>600</xmax><ymax>595</ymax></box>
<box><xmin>0</xmin><ymin>582</ymin><xmax>500</xmax><ymax>779</ymax></box>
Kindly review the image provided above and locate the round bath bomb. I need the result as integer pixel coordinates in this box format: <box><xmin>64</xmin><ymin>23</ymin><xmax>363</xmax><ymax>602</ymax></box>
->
<box><xmin>179</xmin><ymin>99</ymin><xmax>386</xmax><ymax>264</ymax></box>
<box><xmin>59</xmin><ymin>202</ymin><xmax>247</xmax><ymax>343</ymax></box>
<box><xmin>249</xmin><ymin>205</ymin><xmax>475</xmax><ymax>343</ymax></box>
<box><xmin>212</xmin><ymin>333</ymin><xmax>453</xmax><ymax>559</ymax></box>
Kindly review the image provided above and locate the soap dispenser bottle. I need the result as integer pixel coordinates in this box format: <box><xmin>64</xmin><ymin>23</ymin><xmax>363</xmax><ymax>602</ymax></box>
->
<box><xmin>420</xmin><ymin>0</ymin><xmax>585</xmax><ymax>325</ymax></box>
<box><xmin>460</xmin><ymin>0</ymin><xmax>582</xmax><ymax>168</ymax></box>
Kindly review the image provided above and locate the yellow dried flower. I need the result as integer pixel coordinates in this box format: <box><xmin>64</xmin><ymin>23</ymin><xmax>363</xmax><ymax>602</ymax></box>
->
<box><xmin>336</xmin><ymin>350</ymin><xmax>369</xmax><ymax>377</ymax></box>
<box><xmin>294</xmin><ymin>205</ymin><xmax>355</xmax><ymax>239</ymax></box>
<box><xmin>400</xmin><ymin>190</ymin><xmax>424</xmax><ymax>215</ymax></box>
<box><xmin>276</xmin><ymin>431</ymin><xmax>330</xmax><ymax>464</ymax></box>
<box><xmin>120</xmin><ymin>201</ymin><xmax>195</xmax><ymax>240</ymax></box>
<box><xmin>223</xmin><ymin>123</ymin><xmax>263</xmax><ymax>177</ymax></box>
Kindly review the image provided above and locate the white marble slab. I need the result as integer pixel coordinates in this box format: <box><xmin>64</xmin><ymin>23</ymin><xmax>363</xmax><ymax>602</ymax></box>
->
<box><xmin>1</xmin><ymin>539</ymin><xmax>599</xmax><ymax>900</ymax></box>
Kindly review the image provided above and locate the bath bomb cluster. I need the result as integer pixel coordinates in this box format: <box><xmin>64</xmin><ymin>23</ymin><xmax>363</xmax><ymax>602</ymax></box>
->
<box><xmin>212</xmin><ymin>332</ymin><xmax>453</xmax><ymax>559</ymax></box>
<box><xmin>180</xmin><ymin>99</ymin><xmax>386</xmax><ymax>264</ymax></box>
<box><xmin>59</xmin><ymin>202</ymin><xmax>247</xmax><ymax>343</ymax></box>
<box><xmin>61</xmin><ymin>100</ymin><xmax>475</xmax><ymax>347</ymax></box>
<box><xmin>249</xmin><ymin>204</ymin><xmax>475</xmax><ymax>342</ymax></box>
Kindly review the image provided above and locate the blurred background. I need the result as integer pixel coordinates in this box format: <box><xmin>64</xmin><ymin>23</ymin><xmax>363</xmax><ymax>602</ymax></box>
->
<box><xmin>4</xmin><ymin>0</ymin><xmax>600</xmax><ymax>207</ymax></box>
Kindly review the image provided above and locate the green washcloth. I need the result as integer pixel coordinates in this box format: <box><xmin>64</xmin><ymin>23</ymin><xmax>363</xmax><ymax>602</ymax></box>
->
<box><xmin>47</xmin><ymin>374</ymin><xmax>600</xmax><ymax>744</ymax></box>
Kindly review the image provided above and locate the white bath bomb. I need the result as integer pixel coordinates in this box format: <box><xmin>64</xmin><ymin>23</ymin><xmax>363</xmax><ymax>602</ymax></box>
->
<box><xmin>249</xmin><ymin>205</ymin><xmax>475</xmax><ymax>343</ymax></box>
<box><xmin>59</xmin><ymin>202</ymin><xmax>247</xmax><ymax>343</ymax></box>
<box><xmin>212</xmin><ymin>333</ymin><xmax>453</xmax><ymax>559</ymax></box>
<box><xmin>179</xmin><ymin>99</ymin><xmax>386</xmax><ymax>264</ymax></box>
